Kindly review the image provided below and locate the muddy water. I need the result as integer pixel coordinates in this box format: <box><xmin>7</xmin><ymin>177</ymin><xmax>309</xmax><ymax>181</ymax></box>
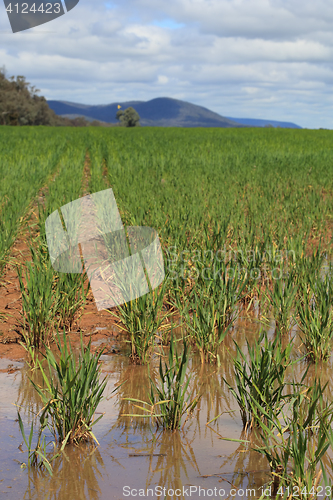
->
<box><xmin>1</xmin><ymin>314</ymin><xmax>333</xmax><ymax>500</ymax></box>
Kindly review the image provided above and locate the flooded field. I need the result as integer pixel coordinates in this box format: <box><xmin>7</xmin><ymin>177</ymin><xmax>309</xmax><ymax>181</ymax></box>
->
<box><xmin>2</xmin><ymin>127</ymin><xmax>333</xmax><ymax>499</ymax></box>
<box><xmin>1</xmin><ymin>310</ymin><xmax>333</xmax><ymax>500</ymax></box>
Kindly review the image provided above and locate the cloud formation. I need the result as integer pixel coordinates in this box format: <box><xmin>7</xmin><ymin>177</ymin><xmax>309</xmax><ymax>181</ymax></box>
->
<box><xmin>1</xmin><ymin>0</ymin><xmax>333</xmax><ymax>127</ymax></box>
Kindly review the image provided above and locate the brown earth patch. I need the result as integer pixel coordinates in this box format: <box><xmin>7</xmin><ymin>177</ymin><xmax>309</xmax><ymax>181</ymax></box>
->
<box><xmin>0</xmin><ymin>238</ymin><xmax>124</xmax><ymax>361</ymax></box>
<box><xmin>0</xmin><ymin>152</ymin><xmax>125</xmax><ymax>362</ymax></box>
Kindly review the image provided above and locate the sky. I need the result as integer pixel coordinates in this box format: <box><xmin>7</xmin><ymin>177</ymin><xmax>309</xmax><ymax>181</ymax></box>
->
<box><xmin>1</xmin><ymin>0</ymin><xmax>333</xmax><ymax>129</ymax></box>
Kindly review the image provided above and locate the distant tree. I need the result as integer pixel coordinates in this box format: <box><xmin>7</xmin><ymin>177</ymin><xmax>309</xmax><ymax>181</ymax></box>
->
<box><xmin>0</xmin><ymin>69</ymin><xmax>65</xmax><ymax>126</ymax></box>
<box><xmin>89</xmin><ymin>119</ymin><xmax>117</xmax><ymax>127</ymax></box>
<box><xmin>70</xmin><ymin>116</ymin><xmax>88</xmax><ymax>127</ymax></box>
<box><xmin>264</xmin><ymin>123</ymin><xmax>274</xmax><ymax>128</ymax></box>
<box><xmin>90</xmin><ymin>119</ymin><xmax>102</xmax><ymax>127</ymax></box>
<box><xmin>116</xmin><ymin>107</ymin><xmax>140</xmax><ymax>127</ymax></box>
<box><xmin>0</xmin><ymin>69</ymin><xmax>121</xmax><ymax>127</ymax></box>
<box><xmin>0</xmin><ymin>69</ymin><xmax>91</xmax><ymax>127</ymax></box>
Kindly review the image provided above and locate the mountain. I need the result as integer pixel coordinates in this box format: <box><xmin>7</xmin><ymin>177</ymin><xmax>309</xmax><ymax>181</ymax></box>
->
<box><xmin>47</xmin><ymin>97</ymin><xmax>302</xmax><ymax>129</ymax></box>
<box><xmin>47</xmin><ymin>97</ymin><xmax>244</xmax><ymax>128</ymax></box>
<box><xmin>225</xmin><ymin>117</ymin><xmax>301</xmax><ymax>129</ymax></box>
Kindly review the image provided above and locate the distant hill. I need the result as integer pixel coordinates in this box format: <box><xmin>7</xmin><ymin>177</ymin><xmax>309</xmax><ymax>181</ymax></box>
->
<box><xmin>47</xmin><ymin>97</ymin><xmax>302</xmax><ymax>129</ymax></box>
<box><xmin>225</xmin><ymin>117</ymin><xmax>301</xmax><ymax>129</ymax></box>
<box><xmin>47</xmin><ymin>97</ymin><xmax>245</xmax><ymax>128</ymax></box>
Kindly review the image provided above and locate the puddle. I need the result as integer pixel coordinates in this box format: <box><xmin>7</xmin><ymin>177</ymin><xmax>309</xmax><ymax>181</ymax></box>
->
<box><xmin>1</xmin><ymin>316</ymin><xmax>333</xmax><ymax>499</ymax></box>
<box><xmin>0</xmin><ymin>359</ymin><xmax>24</xmax><ymax>372</ymax></box>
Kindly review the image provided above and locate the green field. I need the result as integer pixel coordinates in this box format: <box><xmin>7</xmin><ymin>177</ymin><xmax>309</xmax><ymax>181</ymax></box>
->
<box><xmin>2</xmin><ymin>126</ymin><xmax>333</xmax><ymax>265</ymax></box>
<box><xmin>2</xmin><ymin>126</ymin><xmax>333</xmax><ymax>496</ymax></box>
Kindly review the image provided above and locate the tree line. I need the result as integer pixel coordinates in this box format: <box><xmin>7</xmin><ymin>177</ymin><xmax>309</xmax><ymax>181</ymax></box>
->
<box><xmin>0</xmin><ymin>68</ymin><xmax>141</xmax><ymax>127</ymax></box>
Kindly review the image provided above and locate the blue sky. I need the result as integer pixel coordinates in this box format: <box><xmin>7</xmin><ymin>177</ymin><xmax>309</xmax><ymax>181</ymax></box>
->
<box><xmin>151</xmin><ymin>20</ymin><xmax>185</xmax><ymax>30</ymax></box>
<box><xmin>1</xmin><ymin>0</ymin><xmax>333</xmax><ymax>128</ymax></box>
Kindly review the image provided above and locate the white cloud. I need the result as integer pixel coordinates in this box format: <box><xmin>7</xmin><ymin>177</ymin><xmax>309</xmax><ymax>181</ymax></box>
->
<box><xmin>157</xmin><ymin>75</ymin><xmax>169</xmax><ymax>84</ymax></box>
<box><xmin>0</xmin><ymin>0</ymin><xmax>332</xmax><ymax>127</ymax></box>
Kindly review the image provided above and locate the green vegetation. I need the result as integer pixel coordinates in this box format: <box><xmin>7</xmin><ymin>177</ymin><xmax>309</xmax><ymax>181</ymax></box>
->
<box><xmin>122</xmin><ymin>335</ymin><xmax>200</xmax><ymax>430</ymax></box>
<box><xmin>17</xmin><ymin>330</ymin><xmax>112</xmax><ymax>474</ymax></box>
<box><xmin>17</xmin><ymin>242</ymin><xmax>89</xmax><ymax>349</ymax></box>
<box><xmin>184</xmin><ymin>264</ymin><xmax>247</xmax><ymax>363</ymax></box>
<box><xmin>0</xmin><ymin>127</ymin><xmax>66</xmax><ymax>277</ymax></box>
<box><xmin>0</xmin><ymin>69</ymin><xmax>107</xmax><ymax>127</ymax></box>
<box><xmin>15</xmin><ymin>133</ymin><xmax>90</xmax><ymax>347</ymax></box>
<box><xmin>223</xmin><ymin>329</ymin><xmax>296</xmax><ymax>430</ymax></box>
<box><xmin>116</xmin><ymin>106</ymin><xmax>140</xmax><ymax>127</ymax></box>
<box><xmin>252</xmin><ymin>378</ymin><xmax>333</xmax><ymax>498</ymax></box>
<box><xmin>0</xmin><ymin>69</ymin><xmax>61</xmax><ymax>126</ymax></box>
<box><xmin>295</xmin><ymin>274</ymin><xmax>333</xmax><ymax>362</ymax></box>
<box><xmin>3</xmin><ymin>126</ymin><xmax>333</xmax><ymax>365</ymax></box>
<box><xmin>2</xmin><ymin>126</ymin><xmax>333</xmax><ymax>489</ymax></box>
<box><xmin>107</xmin><ymin>283</ymin><xmax>170</xmax><ymax>364</ymax></box>
<box><xmin>266</xmin><ymin>271</ymin><xmax>298</xmax><ymax>334</ymax></box>
<box><xmin>17</xmin><ymin>243</ymin><xmax>57</xmax><ymax>349</ymax></box>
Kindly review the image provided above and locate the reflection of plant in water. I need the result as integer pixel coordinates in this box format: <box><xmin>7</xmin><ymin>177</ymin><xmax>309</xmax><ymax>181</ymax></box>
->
<box><xmin>16</xmin><ymin>363</ymin><xmax>47</xmax><ymax>421</ymax></box>
<box><xmin>231</xmin><ymin>430</ymin><xmax>270</xmax><ymax>493</ymax></box>
<box><xmin>211</xmin><ymin>427</ymin><xmax>270</xmax><ymax>494</ymax></box>
<box><xmin>146</xmin><ymin>430</ymin><xmax>200</xmax><ymax>494</ymax></box>
<box><xmin>22</xmin><ymin>442</ymin><xmax>111</xmax><ymax>500</ymax></box>
<box><xmin>190</xmin><ymin>349</ymin><xmax>236</xmax><ymax>432</ymax></box>
<box><xmin>215</xmin><ymin>378</ymin><xmax>333</xmax><ymax>498</ymax></box>
<box><xmin>114</xmin><ymin>364</ymin><xmax>159</xmax><ymax>434</ymax></box>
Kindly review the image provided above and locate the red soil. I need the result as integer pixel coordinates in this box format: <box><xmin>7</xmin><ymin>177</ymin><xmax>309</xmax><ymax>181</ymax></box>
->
<box><xmin>0</xmin><ymin>238</ymin><xmax>123</xmax><ymax>363</ymax></box>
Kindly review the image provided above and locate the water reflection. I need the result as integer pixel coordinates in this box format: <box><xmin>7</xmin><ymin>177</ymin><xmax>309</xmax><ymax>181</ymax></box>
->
<box><xmin>217</xmin><ymin>428</ymin><xmax>271</xmax><ymax>493</ymax></box>
<box><xmin>189</xmin><ymin>356</ymin><xmax>238</xmax><ymax>434</ymax></box>
<box><xmin>114</xmin><ymin>363</ymin><xmax>159</xmax><ymax>434</ymax></box>
<box><xmin>1</xmin><ymin>304</ymin><xmax>333</xmax><ymax>500</ymax></box>
<box><xmin>23</xmin><ymin>443</ymin><xmax>110</xmax><ymax>500</ymax></box>
<box><xmin>16</xmin><ymin>363</ymin><xmax>46</xmax><ymax>420</ymax></box>
<box><xmin>145</xmin><ymin>430</ymin><xmax>200</xmax><ymax>496</ymax></box>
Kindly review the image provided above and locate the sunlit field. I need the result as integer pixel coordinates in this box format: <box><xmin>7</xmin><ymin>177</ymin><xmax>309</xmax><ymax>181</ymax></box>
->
<box><xmin>1</xmin><ymin>126</ymin><xmax>333</xmax><ymax>499</ymax></box>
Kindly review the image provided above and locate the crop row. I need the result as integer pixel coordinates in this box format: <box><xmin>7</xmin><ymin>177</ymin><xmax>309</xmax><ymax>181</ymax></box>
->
<box><xmin>2</xmin><ymin>127</ymin><xmax>333</xmax><ymax>498</ymax></box>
